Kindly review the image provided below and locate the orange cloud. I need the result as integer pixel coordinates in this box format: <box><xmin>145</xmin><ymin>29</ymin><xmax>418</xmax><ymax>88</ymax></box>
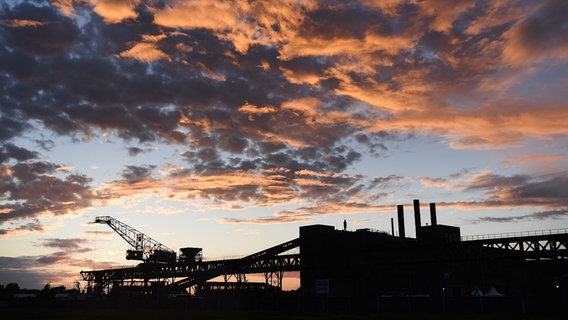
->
<box><xmin>151</xmin><ymin>0</ymin><xmax>238</xmax><ymax>31</ymax></box>
<box><xmin>238</xmin><ymin>102</ymin><xmax>277</xmax><ymax>115</ymax></box>
<box><xmin>508</xmin><ymin>153</ymin><xmax>566</xmax><ymax>164</ymax></box>
<box><xmin>464</xmin><ymin>1</ymin><xmax>522</xmax><ymax>35</ymax></box>
<box><xmin>150</xmin><ymin>0</ymin><xmax>316</xmax><ymax>53</ymax></box>
<box><xmin>52</xmin><ymin>0</ymin><xmax>77</xmax><ymax>17</ymax></box>
<box><xmin>0</xmin><ymin>208</ymin><xmax>14</xmax><ymax>214</ymax></box>
<box><xmin>117</xmin><ymin>42</ymin><xmax>171</xmax><ymax>62</ymax></box>
<box><xmin>0</xmin><ymin>19</ymin><xmax>48</xmax><ymax>27</ymax></box>
<box><xmin>218</xmin><ymin>209</ymin><xmax>313</xmax><ymax>224</ymax></box>
<box><xmin>419</xmin><ymin>0</ymin><xmax>477</xmax><ymax>32</ymax></box>
<box><xmin>89</xmin><ymin>0</ymin><xmax>140</xmax><ymax>23</ymax></box>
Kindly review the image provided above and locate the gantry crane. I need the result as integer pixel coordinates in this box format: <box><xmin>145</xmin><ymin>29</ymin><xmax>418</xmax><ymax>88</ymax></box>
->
<box><xmin>94</xmin><ymin>216</ymin><xmax>177</xmax><ymax>263</ymax></box>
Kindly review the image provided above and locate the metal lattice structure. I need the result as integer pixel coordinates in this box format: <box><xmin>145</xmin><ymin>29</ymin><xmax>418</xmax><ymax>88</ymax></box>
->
<box><xmin>94</xmin><ymin>216</ymin><xmax>176</xmax><ymax>262</ymax></box>
<box><xmin>80</xmin><ymin>238</ymin><xmax>301</xmax><ymax>295</ymax></box>
<box><xmin>466</xmin><ymin>233</ymin><xmax>568</xmax><ymax>260</ymax></box>
<box><xmin>80</xmin><ymin>203</ymin><xmax>568</xmax><ymax>314</ymax></box>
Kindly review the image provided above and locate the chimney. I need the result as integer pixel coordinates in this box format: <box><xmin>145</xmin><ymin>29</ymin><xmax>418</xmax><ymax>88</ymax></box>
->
<box><xmin>429</xmin><ymin>202</ymin><xmax>437</xmax><ymax>226</ymax></box>
<box><xmin>397</xmin><ymin>205</ymin><xmax>405</xmax><ymax>238</ymax></box>
<box><xmin>391</xmin><ymin>217</ymin><xmax>395</xmax><ymax>236</ymax></box>
<box><xmin>413</xmin><ymin>199</ymin><xmax>421</xmax><ymax>236</ymax></box>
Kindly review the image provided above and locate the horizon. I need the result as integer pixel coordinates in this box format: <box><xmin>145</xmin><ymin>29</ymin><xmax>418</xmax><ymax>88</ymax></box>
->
<box><xmin>1</xmin><ymin>0</ymin><xmax>568</xmax><ymax>290</ymax></box>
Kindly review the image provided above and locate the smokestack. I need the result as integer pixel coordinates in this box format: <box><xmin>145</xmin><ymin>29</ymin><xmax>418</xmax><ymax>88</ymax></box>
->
<box><xmin>413</xmin><ymin>199</ymin><xmax>421</xmax><ymax>235</ymax></box>
<box><xmin>429</xmin><ymin>202</ymin><xmax>437</xmax><ymax>226</ymax></box>
<box><xmin>397</xmin><ymin>205</ymin><xmax>405</xmax><ymax>238</ymax></box>
<box><xmin>391</xmin><ymin>218</ymin><xmax>395</xmax><ymax>236</ymax></box>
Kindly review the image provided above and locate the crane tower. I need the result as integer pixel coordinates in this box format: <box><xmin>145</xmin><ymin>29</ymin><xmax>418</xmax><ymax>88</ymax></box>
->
<box><xmin>94</xmin><ymin>216</ymin><xmax>176</xmax><ymax>263</ymax></box>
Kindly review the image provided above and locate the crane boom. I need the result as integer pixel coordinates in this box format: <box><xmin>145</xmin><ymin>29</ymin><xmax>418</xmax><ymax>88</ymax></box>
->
<box><xmin>94</xmin><ymin>216</ymin><xmax>176</xmax><ymax>263</ymax></box>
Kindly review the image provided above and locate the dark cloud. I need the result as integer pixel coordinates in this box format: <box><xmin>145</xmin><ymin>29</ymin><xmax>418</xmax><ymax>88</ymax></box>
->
<box><xmin>127</xmin><ymin>147</ymin><xmax>144</xmax><ymax>156</ymax></box>
<box><xmin>34</xmin><ymin>138</ymin><xmax>55</xmax><ymax>151</ymax></box>
<box><xmin>0</xmin><ymin>265</ymin><xmax>49</xmax><ymax>289</ymax></box>
<box><xmin>475</xmin><ymin>209</ymin><xmax>568</xmax><ymax>224</ymax></box>
<box><xmin>504</xmin><ymin>1</ymin><xmax>568</xmax><ymax>63</ymax></box>
<box><xmin>461</xmin><ymin>172</ymin><xmax>568</xmax><ymax>209</ymax></box>
<box><xmin>84</xmin><ymin>230</ymin><xmax>114</xmax><ymax>236</ymax></box>
<box><xmin>0</xmin><ymin>254</ymin><xmax>117</xmax><ymax>289</ymax></box>
<box><xmin>301</xmin><ymin>4</ymin><xmax>393</xmax><ymax>41</ymax></box>
<box><xmin>0</xmin><ymin>220</ymin><xmax>43</xmax><ymax>235</ymax></box>
<box><xmin>368</xmin><ymin>175</ymin><xmax>407</xmax><ymax>190</ymax></box>
<box><xmin>0</xmin><ymin>114</ymin><xmax>27</xmax><ymax>141</ymax></box>
<box><xmin>475</xmin><ymin>216</ymin><xmax>525</xmax><ymax>223</ymax></box>
<box><xmin>120</xmin><ymin>165</ymin><xmax>156</xmax><ymax>183</ymax></box>
<box><xmin>36</xmin><ymin>251</ymin><xmax>69</xmax><ymax>265</ymax></box>
<box><xmin>465</xmin><ymin>173</ymin><xmax>531</xmax><ymax>191</ymax></box>
<box><xmin>531</xmin><ymin>209</ymin><xmax>568</xmax><ymax>219</ymax></box>
<box><xmin>0</xmin><ymin>256</ymin><xmax>37</xmax><ymax>269</ymax></box>
<box><xmin>0</xmin><ymin>49</ymin><xmax>37</xmax><ymax>80</ymax></box>
<box><xmin>0</xmin><ymin>2</ymin><xmax>80</xmax><ymax>55</ymax></box>
<box><xmin>36</xmin><ymin>238</ymin><xmax>89</xmax><ymax>250</ymax></box>
<box><xmin>0</xmin><ymin>158</ymin><xmax>95</xmax><ymax>228</ymax></box>
<box><xmin>0</xmin><ymin>143</ymin><xmax>38</xmax><ymax>162</ymax></box>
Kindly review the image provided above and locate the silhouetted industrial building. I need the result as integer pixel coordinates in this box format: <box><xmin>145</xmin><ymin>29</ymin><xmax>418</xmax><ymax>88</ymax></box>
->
<box><xmin>81</xmin><ymin>200</ymin><xmax>568</xmax><ymax>313</ymax></box>
<box><xmin>299</xmin><ymin>201</ymin><xmax>568</xmax><ymax>312</ymax></box>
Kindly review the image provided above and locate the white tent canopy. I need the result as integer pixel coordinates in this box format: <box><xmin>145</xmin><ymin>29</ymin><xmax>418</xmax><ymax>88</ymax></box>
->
<box><xmin>484</xmin><ymin>286</ymin><xmax>504</xmax><ymax>297</ymax></box>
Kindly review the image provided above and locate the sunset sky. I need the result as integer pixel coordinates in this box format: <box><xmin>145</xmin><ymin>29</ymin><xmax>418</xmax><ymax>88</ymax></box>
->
<box><xmin>1</xmin><ymin>0</ymin><xmax>568</xmax><ymax>290</ymax></box>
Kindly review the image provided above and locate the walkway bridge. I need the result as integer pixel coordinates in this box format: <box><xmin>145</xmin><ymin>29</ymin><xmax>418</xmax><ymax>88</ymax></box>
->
<box><xmin>461</xmin><ymin>228</ymin><xmax>568</xmax><ymax>261</ymax></box>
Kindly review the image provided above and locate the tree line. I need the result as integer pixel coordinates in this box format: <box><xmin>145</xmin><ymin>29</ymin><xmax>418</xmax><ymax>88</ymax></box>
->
<box><xmin>0</xmin><ymin>282</ymin><xmax>79</xmax><ymax>300</ymax></box>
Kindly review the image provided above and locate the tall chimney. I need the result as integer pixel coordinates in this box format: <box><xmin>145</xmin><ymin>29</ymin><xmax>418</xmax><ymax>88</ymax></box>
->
<box><xmin>397</xmin><ymin>205</ymin><xmax>405</xmax><ymax>238</ymax></box>
<box><xmin>391</xmin><ymin>217</ymin><xmax>395</xmax><ymax>236</ymax></box>
<box><xmin>413</xmin><ymin>199</ymin><xmax>421</xmax><ymax>236</ymax></box>
<box><xmin>429</xmin><ymin>202</ymin><xmax>437</xmax><ymax>226</ymax></box>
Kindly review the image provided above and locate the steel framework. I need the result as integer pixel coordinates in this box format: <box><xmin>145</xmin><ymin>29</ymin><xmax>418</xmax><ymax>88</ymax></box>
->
<box><xmin>80</xmin><ymin>238</ymin><xmax>301</xmax><ymax>294</ymax></box>
<box><xmin>466</xmin><ymin>233</ymin><xmax>568</xmax><ymax>260</ymax></box>
<box><xmin>81</xmin><ymin>217</ymin><xmax>568</xmax><ymax>298</ymax></box>
<box><xmin>94</xmin><ymin>216</ymin><xmax>175</xmax><ymax>262</ymax></box>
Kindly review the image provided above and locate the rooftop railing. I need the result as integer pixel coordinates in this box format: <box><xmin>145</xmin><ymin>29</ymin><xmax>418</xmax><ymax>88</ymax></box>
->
<box><xmin>461</xmin><ymin>228</ymin><xmax>568</xmax><ymax>241</ymax></box>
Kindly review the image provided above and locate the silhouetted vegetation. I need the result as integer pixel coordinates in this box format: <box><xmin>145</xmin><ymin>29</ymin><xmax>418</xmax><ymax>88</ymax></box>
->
<box><xmin>0</xmin><ymin>282</ymin><xmax>79</xmax><ymax>302</ymax></box>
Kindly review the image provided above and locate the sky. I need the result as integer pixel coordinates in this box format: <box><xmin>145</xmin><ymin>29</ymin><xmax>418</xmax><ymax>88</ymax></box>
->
<box><xmin>1</xmin><ymin>0</ymin><xmax>568</xmax><ymax>291</ymax></box>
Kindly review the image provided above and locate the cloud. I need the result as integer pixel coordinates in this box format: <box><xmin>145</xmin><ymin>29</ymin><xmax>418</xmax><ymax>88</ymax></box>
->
<box><xmin>508</xmin><ymin>153</ymin><xmax>566</xmax><ymax>164</ymax></box>
<box><xmin>468</xmin><ymin>172</ymin><xmax>568</xmax><ymax>209</ymax></box>
<box><xmin>104</xmin><ymin>164</ymin><xmax>363</xmax><ymax>208</ymax></box>
<box><xmin>0</xmin><ymin>220</ymin><xmax>44</xmax><ymax>236</ymax></box>
<box><xmin>0</xmin><ymin>253</ymin><xmax>119</xmax><ymax>289</ymax></box>
<box><xmin>475</xmin><ymin>209</ymin><xmax>568</xmax><ymax>224</ymax></box>
<box><xmin>502</xmin><ymin>1</ymin><xmax>568</xmax><ymax>66</ymax></box>
<box><xmin>428</xmin><ymin>171</ymin><xmax>568</xmax><ymax>214</ymax></box>
<box><xmin>36</xmin><ymin>238</ymin><xmax>90</xmax><ymax>250</ymax></box>
<box><xmin>84</xmin><ymin>230</ymin><xmax>114</xmax><ymax>237</ymax></box>
<box><xmin>0</xmin><ymin>19</ymin><xmax>48</xmax><ymax>28</ymax></box>
<box><xmin>120</xmin><ymin>165</ymin><xmax>156</xmax><ymax>183</ymax></box>
<box><xmin>420</xmin><ymin>177</ymin><xmax>447</xmax><ymax>188</ymax></box>
<box><xmin>2</xmin><ymin>0</ymin><xmax>565</xmax><ymax>157</ymax></box>
<box><xmin>1</xmin><ymin>0</ymin><xmax>567</xmax><ymax>232</ymax></box>
<box><xmin>88</xmin><ymin>0</ymin><xmax>140</xmax><ymax>23</ymax></box>
<box><xmin>218</xmin><ymin>210</ymin><xmax>313</xmax><ymax>224</ymax></box>
<box><xmin>0</xmin><ymin>2</ymin><xmax>80</xmax><ymax>55</ymax></box>
<box><xmin>0</xmin><ymin>150</ymin><xmax>97</xmax><ymax>231</ymax></box>
<box><xmin>117</xmin><ymin>41</ymin><xmax>171</xmax><ymax>62</ymax></box>
<box><xmin>0</xmin><ymin>143</ymin><xmax>39</xmax><ymax>162</ymax></box>
<box><xmin>0</xmin><ymin>234</ymin><xmax>112</xmax><ymax>289</ymax></box>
